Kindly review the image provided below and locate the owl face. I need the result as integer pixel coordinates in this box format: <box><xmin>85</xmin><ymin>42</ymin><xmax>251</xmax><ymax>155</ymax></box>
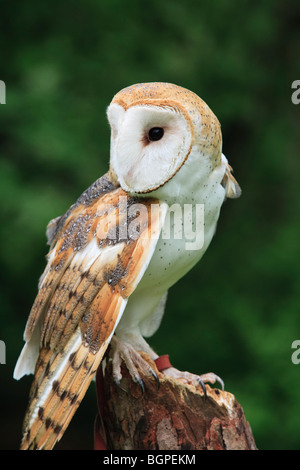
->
<box><xmin>107</xmin><ymin>82</ymin><xmax>222</xmax><ymax>194</ymax></box>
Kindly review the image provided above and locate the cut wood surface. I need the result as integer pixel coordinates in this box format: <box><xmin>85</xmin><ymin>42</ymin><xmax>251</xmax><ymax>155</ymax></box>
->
<box><xmin>95</xmin><ymin>352</ymin><xmax>257</xmax><ymax>450</ymax></box>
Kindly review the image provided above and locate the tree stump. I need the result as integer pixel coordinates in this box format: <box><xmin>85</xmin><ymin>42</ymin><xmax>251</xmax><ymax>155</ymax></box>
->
<box><xmin>95</xmin><ymin>352</ymin><xmax>257</xmax><ymax>450</ymax></box>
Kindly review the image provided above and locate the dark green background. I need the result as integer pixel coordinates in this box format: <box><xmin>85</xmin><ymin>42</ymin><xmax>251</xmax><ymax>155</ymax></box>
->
<box><xmin>0</xmin><ymin>0</ymin><xmax>299</xmax><ymax>450</ymax></box>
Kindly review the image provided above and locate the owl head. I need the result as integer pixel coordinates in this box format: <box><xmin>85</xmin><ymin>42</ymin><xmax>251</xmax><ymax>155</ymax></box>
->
<box><xmin>107</xmin><ymin>82</ymin><xmax>236</xmax><ymax>196</ymax></box>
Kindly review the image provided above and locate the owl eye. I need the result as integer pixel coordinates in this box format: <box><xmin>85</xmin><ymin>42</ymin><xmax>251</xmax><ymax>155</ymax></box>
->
<box><xmin>148</xmin><ymin>127</ymin><xmax>164</xmax><ymax>142</ymax></box>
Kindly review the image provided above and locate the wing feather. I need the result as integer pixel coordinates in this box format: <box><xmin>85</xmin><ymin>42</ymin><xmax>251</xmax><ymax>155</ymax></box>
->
<box><xmin>221</xmin><ymin>161</ymin><xmax>241</xmax><ymax>199</ymax></box>
<box><xmin>15</xmin><ymin>173</ymin><xmax>168</xmax><ymax>450</ymax></box>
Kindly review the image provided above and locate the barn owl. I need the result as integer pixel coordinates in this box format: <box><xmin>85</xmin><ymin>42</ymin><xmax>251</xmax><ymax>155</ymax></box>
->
<box><xmin>14</xmin><ymin>82</ymin><xmax>241</xmax><ymax>450</ymax></box>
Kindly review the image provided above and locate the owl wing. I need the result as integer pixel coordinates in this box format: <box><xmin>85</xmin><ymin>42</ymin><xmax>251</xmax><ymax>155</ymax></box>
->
<box><xmin>14</xmin><ymin>173</ymin><xmax>168</xmax><ymax>450</ymax></box>
<box><xmin>221</xmin><ymin>160</ymin><xmax>241</xmax><ymax>199</ymax></box>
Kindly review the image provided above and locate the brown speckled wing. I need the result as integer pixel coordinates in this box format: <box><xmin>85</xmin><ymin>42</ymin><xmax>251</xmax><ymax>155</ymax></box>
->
<box><xmin>20</xmin><ymin>173</ymin><xmax>167</xmax><ymax>450</ymax></box>
<box><xmin>221</xmin><ymin>163</ymin><xmax>242</xmax><ymax>199</ymax></box>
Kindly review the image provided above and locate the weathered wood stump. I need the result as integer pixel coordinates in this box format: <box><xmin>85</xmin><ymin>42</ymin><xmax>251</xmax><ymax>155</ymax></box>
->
<box><xmin>95</xmin><ymin>353</ymin><xmax>257</xmax><ymax>450</ymax></box>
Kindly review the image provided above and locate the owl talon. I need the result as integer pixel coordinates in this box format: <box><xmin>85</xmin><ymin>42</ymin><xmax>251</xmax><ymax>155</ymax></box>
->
<box><xmin>109</xmin><ymin>335</ymin><xmax>158</xmax><ymax>392</ymax></box>
<box><xmin>199</xmin><ymin>372</ymin><xmax>225</xmax><ymax>391</ymax></box>
<box><xmin>162</xmin><ymin>367</ymin><xmax>225</xmax><ymax>396</ymax></box>
<box><xmin>152</xmin><ymin>370</ymin><xmax>160</xmax><ymax>390</ymax></box>
<box><xmin>114</xmin><ymin>378</ymin><xmax>128</xmax><ymax>394</ymax></box>
<box><xmin>136</xmin><ymin>377</ymin><xmax>145</xmax><ymax>394</ymax></box>
<box><xmin>197</xmin><ymin>378</ymin><xmax>207</xmax><ymax>400</ymax></box>
<box><xmin>117</xmin><ymin>372</ymin><xmax>146</xmax><ymax>394</ymax></box>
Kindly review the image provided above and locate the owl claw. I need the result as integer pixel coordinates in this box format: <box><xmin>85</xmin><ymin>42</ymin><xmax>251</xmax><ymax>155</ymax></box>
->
<box><xmin>109</xmin><ymin>335</ymin><xmax>159</xmax><ymax>392</ymax></box>
<box><xmin>197</xmin><ymin>377</ymin><xmax>207</xmax><ymax>400</ymax></box>
<box><xmin>152</xmin><ymin>370</ymin><xmax>160</xmax><ymax>390</ymax></box>
<box><xmin>162</xmin><ymin>367</ymin><xmax>225</xmax><ymax>396</ymax></box>
<box><xmin>114</xmin><ymin>379</ymin><xmax>128</xmax><ymax>394</ymax></box>
<box><xmin>198</xmin><ymin>372</ymin><xmax>225</xmax><ymax>391</ymax></box>
<box><xmin>136</xmin><ymin>376</ymin><xmax>145</xmax><ymax>394</ymax></box>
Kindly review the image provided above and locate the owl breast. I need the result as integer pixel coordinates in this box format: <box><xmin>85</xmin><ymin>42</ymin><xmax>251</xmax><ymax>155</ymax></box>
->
<box><xmin>116</xmin><ymin>147</ymin><xmax>227</xmax><ymax>336</ymax></box>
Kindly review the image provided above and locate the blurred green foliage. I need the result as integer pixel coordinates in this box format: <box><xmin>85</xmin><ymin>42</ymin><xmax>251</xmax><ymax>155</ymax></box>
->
<box><xmin>0</xmin><ymin>0</ymin><xmax>299</xmax><ymax>450</ymax></box>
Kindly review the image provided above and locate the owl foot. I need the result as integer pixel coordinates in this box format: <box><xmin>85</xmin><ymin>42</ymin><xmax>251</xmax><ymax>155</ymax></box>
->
<box><xmin>109</xmin><ymin>335</ymin><xmax>159</xmax><ymax>393</ymax></box>
<box><xmin>162</xmin><ymin>367</ymin><xmax>224</xmax><ymax>399</ymax></box>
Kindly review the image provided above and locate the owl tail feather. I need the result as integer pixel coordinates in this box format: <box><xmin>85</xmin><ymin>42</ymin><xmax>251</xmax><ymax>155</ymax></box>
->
<box><xmin>20</xmin><ymin>329</ymin><xmax>108</xmax><ymax>450</ymax></box>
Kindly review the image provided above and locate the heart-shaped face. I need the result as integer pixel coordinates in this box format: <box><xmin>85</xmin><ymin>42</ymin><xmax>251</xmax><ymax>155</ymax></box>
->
<box><xmin>107</xmin><ymin>102</ymin><xmax>192</xmax><ymax>193</ymax></box>
<box><xmin>107</xmin><ymin>82</ymin><xmax>223</xmax><ymax>195</ymax></box>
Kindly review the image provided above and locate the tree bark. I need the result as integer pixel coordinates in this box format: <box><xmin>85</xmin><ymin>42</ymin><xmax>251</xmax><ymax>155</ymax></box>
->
<box><xmin>95</xmin><ymin>352</ymin><xmax>257</xmax><ymax>451</ymax></box>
